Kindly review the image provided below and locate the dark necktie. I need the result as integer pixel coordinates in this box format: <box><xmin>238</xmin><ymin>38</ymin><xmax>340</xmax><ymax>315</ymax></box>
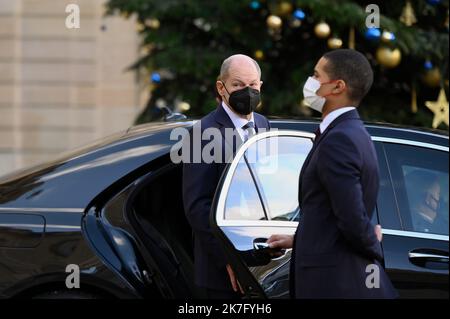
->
<box><xmin>314</xmin><ymin>126</ymin><xmax>321</xmax><ymax>143</ymax></box>
<box><xmin>242</xmin><ymin>121</ymin><xmax>256</xmax><ymax>142</ymax></box>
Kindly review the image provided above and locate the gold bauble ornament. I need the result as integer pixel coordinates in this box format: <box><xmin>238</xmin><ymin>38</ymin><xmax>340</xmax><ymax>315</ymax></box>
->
<box><xmin>290</xmin><ymin>19</ymin><xmax>302</xmax><ymax>28</ymax></box>
<box><xmin>376</xmin><ymin>47</ymin><xmax>402</xmax><ymax>68</ymax></box>
<box><xmin>121</xmin><ymin>12</ymin><xmax>131</xmax><ymax>19</ymax></box>
<box><xmin>136</xmin><ymin>23</ymin><xmax>145</xmax><ymax>32</ymax></box>
<box><xmin>177</xmin><ymin>101</ymin><xmax>191</xmax><ymax>112</ymax></box>
<box><xmin>327</xmin><ymin>37</ymin><xmax>343</xmax><ymax>49</ymax></box>
<box><xmin>425</xmin><ymin>88</ymin><xmax>449</xmax><ymax>128</ymax></box>
<box><xmin>267</xmin><ymin>15</ymin><xmax>283</xmax><ymax>30</ymax></box>
<box><xmin>277</xmin><ymin>2</ymin><xmax>293</xmax><ymax>17</ymax></box>
<box><xmin>254</xmin><ymin>50</ymin><xmax>264</xmax><ymax>60</ymax></box>
<box><xmin>140</xmin><ymin>45</ymin><xmax>152</xmax><ymax>55</ymax></box>
<box><xmin>421</xmin><ymin>68</ymin><xmax>442</xmax><ymax>88</ymax></box>
<box><xmin>268</xmin><ymin>1</ymin><xmax>293</xmax><ymax>17</ymax></box>
<box><xmin>145</xmin><ymin>18</ymin><xmax>160</xmax><ymax>29</ymax></box>
<box><xmin>314</xmin><ymin>22</ymin><xmax>331</xmax><ymax>38</ymax></box>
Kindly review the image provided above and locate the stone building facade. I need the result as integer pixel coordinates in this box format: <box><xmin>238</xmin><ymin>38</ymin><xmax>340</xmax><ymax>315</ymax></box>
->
<box><xmin>0</xmin><ymin>0</ymin><xmax>145</xmax><ymax>176</ymax></box>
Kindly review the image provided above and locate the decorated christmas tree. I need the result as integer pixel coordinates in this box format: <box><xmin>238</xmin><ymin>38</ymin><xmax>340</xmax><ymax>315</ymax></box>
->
<box><xmin>105</xmin><ymin>0</ymin><xmax>449</xmax><ymax>130</ymax></box>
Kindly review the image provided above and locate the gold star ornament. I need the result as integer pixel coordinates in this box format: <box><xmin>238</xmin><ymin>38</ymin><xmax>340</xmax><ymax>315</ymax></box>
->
<box><xmin>425</xmin><ymin>88</ymin><xmax>449</xmax><ymax>129</ymax></box>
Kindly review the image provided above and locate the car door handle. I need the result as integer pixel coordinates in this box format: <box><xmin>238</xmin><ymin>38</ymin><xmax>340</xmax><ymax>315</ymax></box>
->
<box><xmin>253</xmin><ymin>238</ymin><xmax>286</xmax><ymax>261</ymax></box>
<box><xmin>254</xmin><ymin>241</ymin><xmax>270</xmax><ymax>250</ymax></box>
<box><xmin>408</xmin><ymin>252</ymin><xmax>449</xmax><ymax>263</ymax></box>
<box><xmin>253</xmin><ymin>238</ymin><xmax>273</xmax><ymax>251</ymax></box>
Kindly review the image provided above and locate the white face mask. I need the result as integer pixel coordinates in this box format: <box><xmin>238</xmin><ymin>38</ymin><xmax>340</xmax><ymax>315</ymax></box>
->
<box><xmin>303</xmin><ymin>76</ymin><xmax>326</xmax><ymax>113</ymax></box>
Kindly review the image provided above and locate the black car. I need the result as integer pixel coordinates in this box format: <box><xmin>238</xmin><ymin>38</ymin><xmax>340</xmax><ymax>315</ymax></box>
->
<box><xmin>0</xmin><ymin>119</ymin><xmax>448</xmax><ymax>299</ymax></box>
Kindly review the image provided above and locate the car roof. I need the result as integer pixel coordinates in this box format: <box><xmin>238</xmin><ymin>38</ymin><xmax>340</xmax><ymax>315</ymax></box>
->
<box><xmin>125</xmin><ymin>118</ymin><xmax>448</xmax><ymax>146</ymax></box>
<box><xmin>0</xmin><ymin>119</ymin><xmax>447</xmax><ymax>210</ymax></box>
<box><xmin>267</xmin><ymin>118</ymin><xmax>448</xmax><ymax>147</ymax></box>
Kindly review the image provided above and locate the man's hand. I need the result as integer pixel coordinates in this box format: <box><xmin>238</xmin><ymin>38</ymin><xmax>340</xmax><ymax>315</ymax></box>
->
<box><xmin>375</xmin><ymin>224</ymin><xmax>383</xmax><ymax>242</ymax></box>
<box><xmin>267</xmin><ymin>234</ymin><xmax>294</xmax><ymax>249</ymax></box>
<box><xmin>226</xmin><ymin>264</ymin><xmax>244</xmax><ymax>294</ymax></box>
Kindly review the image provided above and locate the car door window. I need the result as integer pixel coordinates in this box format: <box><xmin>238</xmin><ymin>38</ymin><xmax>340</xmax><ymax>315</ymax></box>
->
<box><xmin>385</xmin><ymin>143</ymin><xmax>449</xmax><ymax>236</ymax></box>
<box><xmin>246</xmin><ymin>136</ymin><xmax>312</xmax><ymax>221</ymax></box>
<box><xmin>215</xmin><ymin>131</ymin><xmax>314</xmax><ymax>298</ymax></box>
<box><xmin>223</xmin><ymin>135</ymin><xmax>313</xmax><ymax>222</ymax></box>
<box><xmin>225</xmin><ymin>159</ymin><xmax>266</xmax><ymax>221</ymax></box>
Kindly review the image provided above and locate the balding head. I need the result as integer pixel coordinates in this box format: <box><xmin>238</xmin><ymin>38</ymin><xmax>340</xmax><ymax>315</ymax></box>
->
<box><xmin>216</xmin><ymin>54</ymin><xmax>263</xmax><ymax>119</ymax></box>
<box><xmin>219</xmin><ymin>54</ymin><xmax>261</xmax><ymax>82</ymax></box>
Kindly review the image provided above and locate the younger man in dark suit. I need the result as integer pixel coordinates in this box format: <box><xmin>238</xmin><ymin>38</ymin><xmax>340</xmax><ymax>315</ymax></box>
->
<box><xmin>268</xmin><ymin>49</ymin><xmax>397</xmax><ymax>298</ymax></box>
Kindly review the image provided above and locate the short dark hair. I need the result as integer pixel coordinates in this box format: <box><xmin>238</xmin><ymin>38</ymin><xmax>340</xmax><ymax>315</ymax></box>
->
<box><xmin>322</xmin><ymin>49</ymin><xmax>373</xmax><ymax>105</ymax></box>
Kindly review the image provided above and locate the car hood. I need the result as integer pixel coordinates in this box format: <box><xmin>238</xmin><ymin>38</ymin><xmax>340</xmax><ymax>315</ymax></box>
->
<box><xmin>0</xmin><ymin>121</ymin><xmax>193</xmax><ymax>210</ymax></box>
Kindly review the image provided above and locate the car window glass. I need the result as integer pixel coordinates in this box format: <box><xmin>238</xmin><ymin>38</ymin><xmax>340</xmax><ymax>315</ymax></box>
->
<box><xmin>245</xmin><ymin>136</ymin><xmax>313</xmax><ymax>221</ymax></box>
<box><xmin>224</xmin><ymin>159</ymin><xmax>266</xmax><ymax>220</ymax></box>
<box><xmin>385</xmin><ymin>143</ymin><xmax>448</xmax><ymax>236</ymax></box>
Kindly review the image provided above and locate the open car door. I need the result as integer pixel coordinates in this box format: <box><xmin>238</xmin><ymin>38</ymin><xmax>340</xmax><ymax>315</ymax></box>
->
<box><xmin>210</xmin><ymin>130</ymin><xmax>314</xmax><ymax>298</ymax></box>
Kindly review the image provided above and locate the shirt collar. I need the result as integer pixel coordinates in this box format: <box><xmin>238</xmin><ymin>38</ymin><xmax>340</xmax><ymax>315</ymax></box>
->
<box><xmin>319</xmin><ymin>106</ymin><xmax>356</xmax><ymax>133</ymax></box>
<box><xmin>221</xmin><ymin>101</ymin><xmax>254</xmax><ymax>130</ymax></box>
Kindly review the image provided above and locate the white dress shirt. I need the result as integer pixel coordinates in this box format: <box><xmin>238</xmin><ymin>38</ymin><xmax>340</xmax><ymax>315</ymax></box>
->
<box><xmin>221</xmin><ymin>101</ymin><xmax>255</xmax><ymax>141</ymax></box>
<box><xmin>319</xmin><ymin>106</ymin><xmax>356</xmax><ymax>134</ymax></box>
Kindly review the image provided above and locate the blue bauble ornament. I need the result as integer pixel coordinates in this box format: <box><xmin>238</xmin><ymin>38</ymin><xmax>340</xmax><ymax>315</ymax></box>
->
<box><xmin>250</xmin><ymin>1</ymin><xmax>261</xmax><ymax>10</ymax></box>
<box><xmin>151</xmin><ymin>72</ymin><xmax>161</xmax><ymax>83</ymax></box>
<box><xmin>424</xmin><ymin>60</ymin><xmax>434</xmax><ymax>70</ymax></box>
<box><xmin>293</xmin><ymin>9</ymin><xmax>306</xmax><ymax>20</ymax></box>
<box><xmin>365</xmin><ymin>28</ymin><xmax>381</xmax><ymax>40</ymax></box>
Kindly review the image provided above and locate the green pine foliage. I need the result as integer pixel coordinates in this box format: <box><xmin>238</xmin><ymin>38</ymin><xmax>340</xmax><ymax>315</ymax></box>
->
<box><xmin>105</xmin><ymin>0</ymin><xmax>449</xmax><ymax>130</ymax></box>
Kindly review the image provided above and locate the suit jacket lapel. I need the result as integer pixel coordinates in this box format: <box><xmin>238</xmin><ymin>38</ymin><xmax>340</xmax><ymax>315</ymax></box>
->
<box><xmin>214</xmin><ymin>104</ymin><xmax>242</xmax><ymax>157</ymax></box>
<box><xmin>298</xmin><ymin>109</ymin><xmax>361</xmax><ymax>207</ymax></box>
<box><xmin>253</xmin><ymin>114</ymin><xmax>267</xmax><ymax>133</ymax></box>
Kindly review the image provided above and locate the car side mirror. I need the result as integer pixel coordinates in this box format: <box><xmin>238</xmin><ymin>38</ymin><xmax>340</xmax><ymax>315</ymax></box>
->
<box><xmin>161</xmin><ymin>106</ymin><xmax>187</xmax><ymax>122</ymax></box>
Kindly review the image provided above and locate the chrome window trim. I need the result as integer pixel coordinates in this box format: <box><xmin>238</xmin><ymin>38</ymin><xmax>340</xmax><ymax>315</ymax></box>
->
<box><xmin>220</xmin><ymin>220</ymin><xmax>299</xmax><ymax>227</ymax></box>
<box><xmin>216</xmin><ymin>130</ymin><xmax>314</xmax><ymax>226</ymax></box>
<box><xmin>218</xmin><ymin>221</ymin><xmax>449</xmax><ymax>242</ymax></box>
<box><xmin>368</xmin><ymin>126</ymin><xmax>448</xmax><ymax>140</ymax></box>
<box><xmin>0</xmin><ymin>223</ymin><xmax>43</xmax><ymax>229</ymax></box>
<box><xmin>382</xmin><ymin>229</ymin><xmax>449</xmax><ymax>241</ymax></box>
<box><xmin>46</xmin><ymin>225</ymin><xmax>82</xmax><ymax>230</ymax></box>
<box><xmin>269</xmin><ymin>120</ymin><xmax>449</xmax><ymax>140</ymax></box>
<box><xmin>0</xmin><ymin>207</ymin><xmax>84</xmax><ymax>213</ymax></box>
<box><xmin>371</xmin><ymin>136</ymin><xmax>449</xmax><ymax>152</ymax></box>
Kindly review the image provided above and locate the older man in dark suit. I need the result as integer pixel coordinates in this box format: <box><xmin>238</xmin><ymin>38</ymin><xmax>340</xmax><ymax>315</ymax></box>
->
<box><xmin>182</xmin><ymin>54</ymin><xmax>270</xmax><ymax>299</ymax></box>
<box><xmin>268</xmin><ymin>49</ymin><xmax>397</xmax><ymax>298</ymax></box>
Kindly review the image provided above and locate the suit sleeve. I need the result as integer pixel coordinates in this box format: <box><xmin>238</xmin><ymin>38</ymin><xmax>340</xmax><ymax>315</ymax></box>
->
<box><xmin>182</xmin><ymin>129</ymin><xmax>227</xmax><ymax>268</ymax></box>
<box><xmin>316</xmin><ymin>132</ymin><xmax>382</xmax><ymax>262</ymax></box>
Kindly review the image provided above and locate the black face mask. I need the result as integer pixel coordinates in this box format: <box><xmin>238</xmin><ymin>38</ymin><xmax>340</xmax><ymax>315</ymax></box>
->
<box><xmin>221</xmin><ymin>82</ymin><xmax>261</xmax><ymax>115</ymax></box>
